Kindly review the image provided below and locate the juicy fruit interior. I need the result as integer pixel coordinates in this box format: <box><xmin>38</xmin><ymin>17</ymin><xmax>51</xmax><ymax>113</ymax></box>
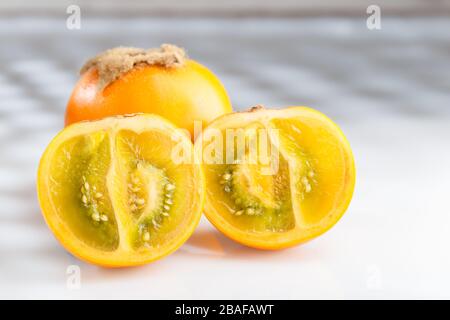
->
<box><xmin>271</xmin><ymin>117</ymin><xmax>349</xmax><ymax>227</ymax></box>
<box><xmin>50</xmin><ymin>131</ymin><xmax>119</xmax><ymax>251</ymax></box>
<box><xmin>114</xmin><ymin>129</ymin><xmax>197</xmax><ymax>251</ymax></box>
<box><xmin>47</xmin><ymin>125</ymin><xmax>198</xmax><ymax>255</ymax></box>
<box><xmin>204</xmin><ymin>115</ymin><xmax>350</xmax><ymax>234</ymax></box>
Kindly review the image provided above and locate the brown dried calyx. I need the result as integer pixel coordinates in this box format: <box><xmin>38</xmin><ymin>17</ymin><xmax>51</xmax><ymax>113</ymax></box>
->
<box><xmin>80</xmin><ymin>44</ymin><xmax>187</xmax><ymax>90</ymax></box>
<box><xmin>247</xmin><ymin>105</ymin><xmax>265</xmax><ymax>112</ymax></box>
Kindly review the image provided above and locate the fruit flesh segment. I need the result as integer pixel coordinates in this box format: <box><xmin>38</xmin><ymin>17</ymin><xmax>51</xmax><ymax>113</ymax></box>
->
<box><xmin>113</xmin><ymin>129</ymin><xmax>199</xmax><ymax>251</ymax></box>
<box><xmin>203</xmin><ymin>122</ymin><xmax>296</xmax><ymax>233</ymax></box>
<box><xmin>270</xmin><ymin>117</ymin><xmax>350</xmax><ymax>226</ymax></box>
<box><xmin>49</xmin><ymin>131</ymin><xmax>119</xmax><ymax>251</ymax></box>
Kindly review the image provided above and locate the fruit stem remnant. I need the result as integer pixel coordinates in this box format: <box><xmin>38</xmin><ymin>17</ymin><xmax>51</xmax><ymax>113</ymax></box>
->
<box><xmin>248</xmin><ymin>104</ymin><xmax>265</xmax><ymax>112</ymax></box>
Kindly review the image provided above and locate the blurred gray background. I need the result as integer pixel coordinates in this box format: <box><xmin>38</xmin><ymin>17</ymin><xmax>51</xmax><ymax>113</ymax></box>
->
<box><xmin>1</xmin><ymin>0</ymin><xmax>450</xmax><ymax>299</ymax></box>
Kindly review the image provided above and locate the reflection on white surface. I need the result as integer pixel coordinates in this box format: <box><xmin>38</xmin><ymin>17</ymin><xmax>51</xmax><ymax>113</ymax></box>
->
<box><xmin>0</xmin><ymin>17</ymin><xmax>450</xmax><ymax>299</ymax></box>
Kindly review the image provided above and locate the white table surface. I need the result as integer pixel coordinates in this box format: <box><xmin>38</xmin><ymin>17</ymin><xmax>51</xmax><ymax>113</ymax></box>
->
<box><xmin>0</xmin><ymin>17</ymin><xmax>449</xmax><ymax>299</ymax></box>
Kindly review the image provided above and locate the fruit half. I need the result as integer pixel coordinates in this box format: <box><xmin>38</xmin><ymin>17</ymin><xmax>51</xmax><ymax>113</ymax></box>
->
<box><xmin>195</xmin><ymin>106</ymin><xmax>355</xmax><ymax>249</ymax></box>
<box><xmin>37</xmin><ymin>114</ymin><xmax>204</xmax><ymax>267</ymax></box>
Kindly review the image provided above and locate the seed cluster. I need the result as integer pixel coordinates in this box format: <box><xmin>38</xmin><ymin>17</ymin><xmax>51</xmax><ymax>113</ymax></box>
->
<box><xmin>80</xmin><ymin>176</ymin><xmax>109</xmax><ymax>223</ymax></box>
<box><xmin>128</xmin><ymin>173</ymin><xmax>145</xmax><ymax>213</ymax></box>
<box><xmin>220</xmin><ymin>170</ymin><xmax>263</xmax><ymax>217</ymax></box>
<box><xmin>301</xmin><ymin>169</ymin><xmax>315</xmax><ymax>194</ymax></box>
<box><xmin>134</xmin><ymin>175</ymin><xmax>176</xmax><ymax>243</ymax></box>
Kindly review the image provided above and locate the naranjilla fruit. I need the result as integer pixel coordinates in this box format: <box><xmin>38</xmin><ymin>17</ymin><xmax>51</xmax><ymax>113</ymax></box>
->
<box><xmin>194</xmin><ymin>106</ymin><xmax>355</xmax><ymax>250</ymax></box>
<box><xmin>40</xmin><ymin>43</ymin><xmax>354</xmax><ymax>265</ymax></box>
<box><xmin>65</xmin><ymin>44</ymin><xmax>232</xmax><ymax>138</ymax></box>
<box><xmin>37</xmin><ymin>114</ymin><xmax>204</xmax><ymax>267</ymax></box>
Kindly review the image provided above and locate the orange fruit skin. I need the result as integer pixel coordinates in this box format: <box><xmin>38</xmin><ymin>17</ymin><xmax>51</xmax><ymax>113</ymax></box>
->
<box><xmin>65</xmin><ymin>60</ymin><xmax>232</xmax><ymax>138</ymax></box>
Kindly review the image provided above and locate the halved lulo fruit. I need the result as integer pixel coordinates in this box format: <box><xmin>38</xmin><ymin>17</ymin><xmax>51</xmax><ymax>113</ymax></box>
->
<box><xmin>37</xmin><ymin>114</ymin><xmax>204</xmax><ymax>267</ymax></box>
<box><xmin>195</xmin><ymin>106</ymin><xmax>355</xmax><ymax>249</ymax></box>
